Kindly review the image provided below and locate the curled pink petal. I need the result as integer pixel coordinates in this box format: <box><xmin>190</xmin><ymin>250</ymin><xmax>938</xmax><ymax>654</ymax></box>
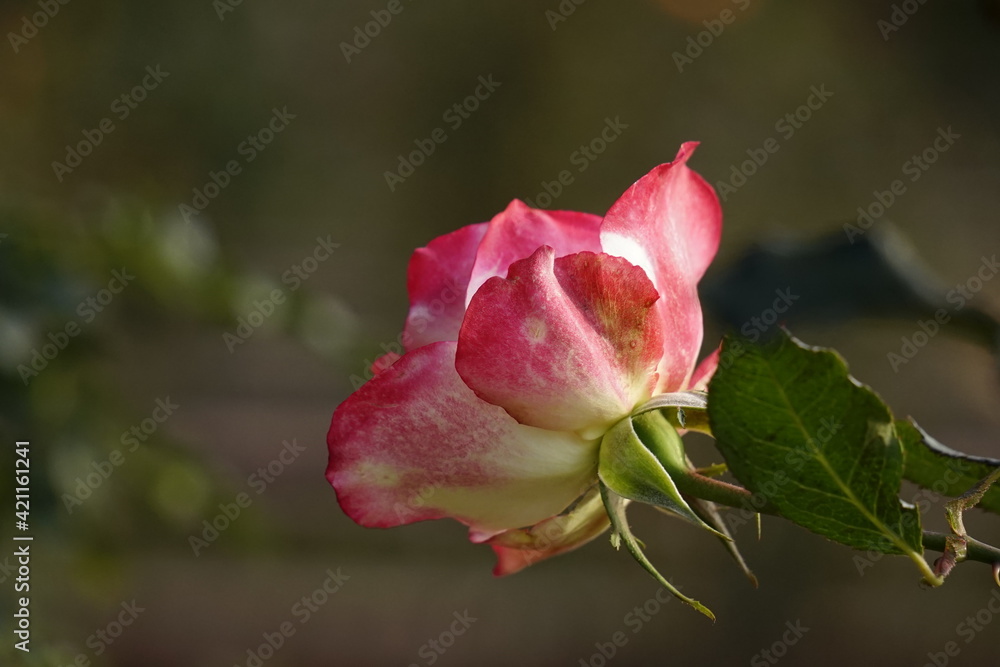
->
<box><xmin>600</xmin><ymin>142</ymin><xmax>722</xmax><ymax>393</ymax></box>
<box><xmin>327</xmin><ymin>342</ymin><xmax>599</xmax><ymax>534</ymax></box>
<box><xmin>466</xmin><ymin>200</ymin><xmax>602</xmax><ymax>303</ymax></box>
<box><xmin>457</xmin><ymin>247</ymin><xmax>663</xmax><ymax>437</ymax></box>
<box><xmin>689</xmin><ymin>345</ymin><xmax>721</xmax><ymax>392</ymax></box>
<box><xmin>488</xmin><ymin>486</ymin><xmax>610</xmax><ymax>575</ymax></box>
<box><xmin>403</xmin><ymin>222</ymin><xmax>488</xmax><ymax>350</ymax></box>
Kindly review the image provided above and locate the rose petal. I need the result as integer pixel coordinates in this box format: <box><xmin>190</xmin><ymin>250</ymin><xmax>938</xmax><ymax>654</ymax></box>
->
<box><xmin>371</xmin><ymin>352</ymin><xmax>402</xmax><ymax>376</ymax></box>
<box><xmin>689</xmin><ymin>345</ymin><xmax>721</xmax><ymax>391</ymax></box>
<box><xmin>327</xmin><ymin>341</ymin><xmax>599</xmax><ymax>534</ymax></box>
<box><xmin>403</xmin><ymin>222</ymin><xmax>488</xmax><ymax>350</ymax></box>
<box><xmin>600</xmin><ymin>142</ymin><xmax>722</xmax><ymax>393</ymax></box>
<box><xmin>487</xmin><ymin>486</ymin><xmax>610</xmax><ymax>575</ymax></box>
<box><xmin>466</xmin><ymin>200</ymin><xmax>602</xmax><ymax>305</ymax></box>
<box><xmin>457</xmin><ymin>247</ymin><xmax>663</xmax><ymax>438</ymax></box>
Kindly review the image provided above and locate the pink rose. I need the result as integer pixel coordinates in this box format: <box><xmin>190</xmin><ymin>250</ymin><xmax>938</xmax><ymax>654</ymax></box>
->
<box><xmin>327</xmin><ymin>143</ymin><xmax>722</xmax><ymax>575</ymax></box>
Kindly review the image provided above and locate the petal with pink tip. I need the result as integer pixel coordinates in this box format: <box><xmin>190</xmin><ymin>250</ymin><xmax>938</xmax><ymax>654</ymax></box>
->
<box><xmin>403</xmin><ymin>222</ymin><xmax>488</xmax><ymax>350</ymax></box>
<box><xmin>600</xmin><ymin>143</ymin><xmax>722</xmax><ymax>393</ymax></box>
<box><xmin>327</xmin><ymin>342</ymin><xmax>599</xmax><ymax>534</ymax></box>
<box><xmin>466</xmin><ymin>200</ymin><xmax>602</xmax><ymax>304</ymax></box>
<box><xmin>689</xmin><ymin>345</ymin><xmax>721</xmax><ymax>391</ymax></box>
<box><xmin>457</xmin><ymin>247</ymin><xmax>663</xmax><ymax>438</ymax></box>
<box><xmin>370</xmin><ymin>352</ymin><xmax>401</xmax><ymax>376</ymax></box>
<box><xmin>488</xmin><ymin>486</ymin><xmax>610</xmax><ymax>575</ymax></box>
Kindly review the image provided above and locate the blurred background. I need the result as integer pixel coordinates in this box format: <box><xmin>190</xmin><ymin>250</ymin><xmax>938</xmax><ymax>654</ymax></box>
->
<box><xmin>2</xmin><ymin>1</ymin><xmax>1000</xmax><ymax>665</ymax></box>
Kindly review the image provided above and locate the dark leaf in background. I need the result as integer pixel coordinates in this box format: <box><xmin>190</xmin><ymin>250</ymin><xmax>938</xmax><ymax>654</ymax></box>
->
<box><xmin>700</xmin><ymin>224</ymin><xmax>1000</xmax><ymax>363</ymax></box>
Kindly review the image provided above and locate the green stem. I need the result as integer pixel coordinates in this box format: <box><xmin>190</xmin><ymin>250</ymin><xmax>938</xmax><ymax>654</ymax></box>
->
<box><xmin>922</xmin><ymin>533</ymin><xmax>1000</xmax><ymax>567</ymax></box>
<box><xmin>671</xmin><ymin>471</ymin><xmax>1000</xmax><ymax>569</ymax></box>
<box><xmin>670</xmin><ymin>470</ymin><xmax>780</xmax><ymax>516</ymax></box>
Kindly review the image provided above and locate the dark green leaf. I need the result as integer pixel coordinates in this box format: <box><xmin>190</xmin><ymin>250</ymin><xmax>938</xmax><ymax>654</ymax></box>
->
<box><xmin>708</xmin><ymin>330</ymin><xmax>937</xmax><ymax>582</ymax></box>
<box><xmin>898</xmin><ymin>420</ymin><xmax>1000</xmax><ymax>515</ymax></box>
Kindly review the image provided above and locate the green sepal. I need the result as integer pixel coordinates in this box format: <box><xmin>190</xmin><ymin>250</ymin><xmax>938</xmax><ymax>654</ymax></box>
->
<box><xmin>600</xmin><ymin>483</ymin><xmax>716</xmax><ymax>621</ymax></box>
<box><xmin>633</xmin><ymin>390</ymin><xmax>711</xmax><ymax>435</ymax></box>
<box><xmin>597</xmin><ymin>414</ymin><xmax>726</xmax><ymax>540</ymax></box>
<box><xmin>635</xmin><ymin>411</ymin><xmax>757</xmax><ymax>586</ymax></box>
